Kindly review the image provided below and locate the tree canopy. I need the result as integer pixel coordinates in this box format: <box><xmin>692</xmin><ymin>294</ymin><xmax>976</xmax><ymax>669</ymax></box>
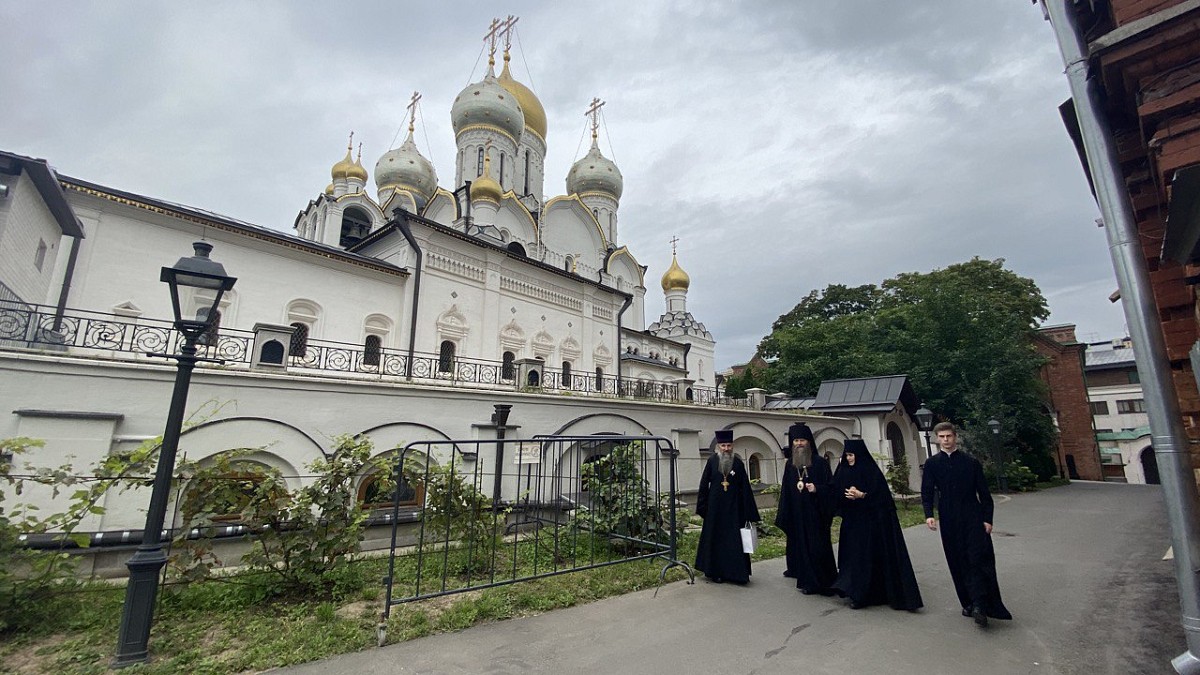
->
<box><xmin>756</xmin><ymin>258</ymin><xmax>1058</xmax><ymax>476</ymax></box>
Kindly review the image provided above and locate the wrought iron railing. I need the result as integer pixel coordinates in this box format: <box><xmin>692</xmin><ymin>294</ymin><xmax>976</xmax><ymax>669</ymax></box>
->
<box><xmin>0</xmin><ymin>301</ymin><xmax>740</xmax><ymax>407</ymax></box>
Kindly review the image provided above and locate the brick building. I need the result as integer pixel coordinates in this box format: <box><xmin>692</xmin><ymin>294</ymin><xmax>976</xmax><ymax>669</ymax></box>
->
<box><xmin>1056</xmin><ymin>0</ymin><xmax>1200</xmax><ymax>469</ymax></box>
<box><xmin>1036</xmin><ymin>324</ymin><xmax>1104</xmax><ymax>480</ymax></box>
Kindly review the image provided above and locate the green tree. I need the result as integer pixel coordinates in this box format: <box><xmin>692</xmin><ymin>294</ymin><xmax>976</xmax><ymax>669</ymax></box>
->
<box><xmin>758</xmin><ymin>258</ymin><xmax>1058</xmax><ymax>477</ymax></box>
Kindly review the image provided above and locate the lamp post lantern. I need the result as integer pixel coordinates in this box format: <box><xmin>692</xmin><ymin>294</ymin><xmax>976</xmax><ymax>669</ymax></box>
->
<box><xmin>915</xmin><ymin>403</ymin><xmax>934</xmax><ymax>460</ymax></box>
<box><xmin>988</xmin><ymin>418</ymin><xmax>1007</xmax><ymax>493</ymax></box>
<box><xmin>113</xmin><ymin>242</ymin><xmax>235</xmax><ymax>667</ymax></box>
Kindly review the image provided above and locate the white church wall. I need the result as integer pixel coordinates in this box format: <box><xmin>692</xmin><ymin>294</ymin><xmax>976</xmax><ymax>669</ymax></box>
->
<box><xmin>0</xmin><ymin>170</ymin><xmax>68</xmax><ymax>305</ymax></box>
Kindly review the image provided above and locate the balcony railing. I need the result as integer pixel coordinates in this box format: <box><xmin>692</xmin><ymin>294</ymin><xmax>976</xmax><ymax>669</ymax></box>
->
<box><xmin>0</xmin><ymin>301</ymin><xmax>746</xmax><ymax>407</ymax></box>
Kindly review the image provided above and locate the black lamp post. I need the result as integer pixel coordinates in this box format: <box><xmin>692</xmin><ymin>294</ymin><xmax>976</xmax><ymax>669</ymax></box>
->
<box><xmin>113</xmin><ymin>242</ymin><xmax>235</xmax><ymax>667</ymax></box>
<box><xmin>915</xmin><ymin>403</ymin><xmax>934</xmax><ymax>460</ymax></box>
<box><xmin>988</xmin><ymin>417</ymin><xmax>1007</xmax><ymax>493</ymax></box>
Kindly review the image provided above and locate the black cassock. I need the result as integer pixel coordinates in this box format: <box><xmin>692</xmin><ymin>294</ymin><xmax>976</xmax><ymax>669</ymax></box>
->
<box><xmin>921</xmin><ymin>449</ymin><xmax>1012</xmax><ymax>620</ymax></box>
<box><xmin>695</xmin><ymin>453</ymin><xmax>761</xmax><ymax>584</ymax></box>
<box><xmin>831</xmin><ymin>453</ymin><xmax>923</xmax><ymax>611</ymax></box>
<box><xmin>774</xmin><ymin>456</ymin><xmax>837</xmax><ymax>593</ymax></box>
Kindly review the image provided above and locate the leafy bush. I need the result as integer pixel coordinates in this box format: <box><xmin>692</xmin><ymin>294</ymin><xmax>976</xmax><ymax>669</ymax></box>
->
<box><xmin>572</xmin><ymin>443</ymin><xmax>667</xmax><ymax>550</ymax></box>
<box><xmin>984</xmin><ymin>459</ymin><xmax>1038</xmax><ymax>492</ymax></box>
<box><xmin>886</xmin><ymin>453</ymin><xmax>914</xmax><ymax>505</ymax></box>
<box><xmin>413</xmin><ymin>460</ymin><xmax>500</xmax><ymax>578</ymax></box>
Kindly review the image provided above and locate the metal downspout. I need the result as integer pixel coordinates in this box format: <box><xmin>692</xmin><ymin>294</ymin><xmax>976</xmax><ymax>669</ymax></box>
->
<box><xmin>52</xmin><ymin>234</ymin><xmax>81</xmax><ymax>332</ymax></box>
<box><xmin>615</xmin><ymin>293</ymin><xmax>633</xmax><ymax>393</ymax></box>
<box><xmin>1041</xmin><ymin>3</ymin><xmax>1200</xmax><ymax>671</ymax></box>
<box><xmin>392</xmin><ymin>209</ymin><xmax>423</xmax><ymax>380</ymax></box>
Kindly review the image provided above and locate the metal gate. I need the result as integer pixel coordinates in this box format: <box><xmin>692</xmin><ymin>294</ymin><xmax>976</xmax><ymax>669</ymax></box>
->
<box><xmin>380</xmin><ymin>432</ymin><xmax>692</xmax><ymax>626</ymax></box>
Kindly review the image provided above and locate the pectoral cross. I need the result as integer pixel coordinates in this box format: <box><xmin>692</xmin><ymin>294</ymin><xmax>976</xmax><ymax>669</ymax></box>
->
<box><xmin>721</xmin><ymin>479</ymin><xmax>730</xmax><ymax>492</ymax></box>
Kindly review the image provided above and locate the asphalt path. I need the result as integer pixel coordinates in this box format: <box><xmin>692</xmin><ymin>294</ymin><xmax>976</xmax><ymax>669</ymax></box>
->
<box><xmin>277</xmin><ymin>482</ymin><xmax>1183</xmax><ymax>675</ymax></box>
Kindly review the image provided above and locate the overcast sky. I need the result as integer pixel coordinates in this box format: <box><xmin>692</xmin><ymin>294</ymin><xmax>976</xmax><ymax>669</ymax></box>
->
<box><xmin>0</xmin><ymin>1</ymin><xmax>1127</xmax><ymax>370</ymax></box>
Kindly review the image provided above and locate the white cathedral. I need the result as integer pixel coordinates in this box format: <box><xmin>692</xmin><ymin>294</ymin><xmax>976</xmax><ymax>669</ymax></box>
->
<box><xmin>0</xmin><ymin>20</ymin><xmax>888</xmax><ymax>564</ymax></box>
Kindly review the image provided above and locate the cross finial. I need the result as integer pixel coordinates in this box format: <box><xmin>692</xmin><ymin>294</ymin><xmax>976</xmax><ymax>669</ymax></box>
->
<box><xmin>585</xmin><ymin>97</ymin><xmax>605</xmax><ymax>141</ymax></box>
<box><xmin>500</xmin><ymin>15</ymin><xmax>518</xmax><ymax>53</ymax></box>
<box><xmin>356</xmin><ymin>142</ymin><xmax>362</xmax><ymax>162</ymax></box>
<box><xmin>406</xmin><ymin>91</ymin><xmax>422</xmax><ymax>134</ymax></box>
<box><xmin>484</xmin><ymin>18</ymin><xmax>503</xmax><ymax>66</ymax></box>
<box><xmin>670</xmin><ymin>236</ymin><xmax>679</xmax><ymax>256</ymax></box>
<box><xmin>347</xmin><ymin>131</ymin><xmax>354</xmax><ymax>151</ymax></box>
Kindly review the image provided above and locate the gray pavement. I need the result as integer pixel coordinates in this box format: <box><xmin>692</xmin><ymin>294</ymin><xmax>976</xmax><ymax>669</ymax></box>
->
<box><xmin>278</xmin><ymin>482</ymin><xmax>1183</xmax><ymax>675</ymax></box>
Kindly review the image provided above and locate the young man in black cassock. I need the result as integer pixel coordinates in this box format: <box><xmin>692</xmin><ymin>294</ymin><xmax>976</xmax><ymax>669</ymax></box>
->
<box><xmin>774</xmin><ymin>422</ymin><xmax>837</xmax><ymax>594</ymax></box>
<box><xmin>921</xmin><ymin>422</ymin><xmax>1012</xmax><ymax>627</ymax></box>
<box><xmin>830</xmin><ymin>439</ymin><xmax>923</xmax><ymax>611</ymax></box>
<box><xmin>694</xmin><ymin>428</ymin><xmax>761</xmax><ymax>584</ymax></box>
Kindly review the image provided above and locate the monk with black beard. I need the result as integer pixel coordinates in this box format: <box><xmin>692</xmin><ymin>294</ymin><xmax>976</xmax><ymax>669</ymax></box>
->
<box><xmin>774</xmin><ymin>422</ymin><xmax>837</xmax><ymax>594</ymax></box>
<box><xmin>694</xmin><ymin>429</ymin><xmax>761</xmax><ymax>584</ymax></box>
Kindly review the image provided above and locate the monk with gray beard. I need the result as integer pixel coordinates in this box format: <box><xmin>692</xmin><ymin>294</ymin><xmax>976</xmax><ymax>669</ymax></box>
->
<box><xmin>694</xmin><ymin>428</ymin><xmax>761</xmax><ymax>584</ymax></box>
<box><xmin>774</xmin><ymin>422</ymin><xmax>837</xmax><ymax>594</ymax></box>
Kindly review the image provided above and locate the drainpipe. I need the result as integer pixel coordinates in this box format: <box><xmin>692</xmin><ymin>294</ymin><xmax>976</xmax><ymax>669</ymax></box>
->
<box><xmin>615</xmin><ymin>293</ymin><xmax>633</xmax><ymax>393</ymax></box>
<box><xmin>52</xmin><ymin>235</ymin><xmax>82</xmax><ymax>332</ymax></box>
<box><xmin>1041</xmin><ymin>3</ymin><xmax>1200</xmax><ymax>671</ymax></box>
<box><xmin>391</xmin><ymin>209</ymin><xmax>423</xmax><ymax>380</ymax></box>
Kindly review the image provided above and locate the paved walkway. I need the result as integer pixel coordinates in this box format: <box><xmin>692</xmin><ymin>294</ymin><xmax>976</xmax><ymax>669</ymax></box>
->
<box><xmin>278</xmin><ymin>482</ymin><xmax>1183</xmax><ymax>675</ymax></box>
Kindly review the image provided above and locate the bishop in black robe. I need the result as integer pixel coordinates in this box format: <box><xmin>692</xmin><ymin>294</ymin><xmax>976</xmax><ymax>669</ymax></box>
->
<box><xmin>921</xmin><ymin>424</ymin><xmax>1012</xmax><ymax>625</ymax></box>
<box><xmin>695</xmin><ymin>429</ymin><xmax>761</xmax><ymax>584</ymax></box>
<box><xmin>774</xmin><ymin>422</ymin><xmax>837</xmax><ymax>594</ymax></box>
<box><xmin>831</xmin><ymin>439</ymin><xmax>923</xmax><ymax>611</ymax></box>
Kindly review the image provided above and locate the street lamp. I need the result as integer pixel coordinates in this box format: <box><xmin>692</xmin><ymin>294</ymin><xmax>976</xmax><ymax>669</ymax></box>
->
<box><xmin>988</xmin><ymin>418</ymin><xmax>1007</xmax><ymax>493</ymax></box>
<box><xmin>915</xmin><ymin>403</ymin><xmax>934</xmax><ymax>459</ymax></box>
<box><xmin>113</xmin><ymin>242</ymin><xmax>236</xmax><ymax>667</ymax></box>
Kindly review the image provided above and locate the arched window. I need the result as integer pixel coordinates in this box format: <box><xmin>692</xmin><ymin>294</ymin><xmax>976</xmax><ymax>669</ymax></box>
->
<box><xmin>289</xmin><ymin>322</ymin><xmax>309</xmax><ymax>357</ymax></box>
<box><xmin>592</xmin><ymin>208</ymin><xmax>599</xmax><ymax>220</ymax></box>
<box><xmin>748</xmin><ymin>455</ymin><xmax>761</xmax><ymax>482</ymax></box>
<box><xmin>180</xmin><ymin>459</ymin><xmax>284</xmax><ymax>524</ymax></box>
<box><xmin>260</xmin><ymin>339</ymin><xmax>285</xmax><ymax>364</ymax></box>
<box><xmin>527</xmin><ymin>370</ymin><xmax>540</xmax><ymax>387</ymax></box>
<box><xmin>438</xmin><ymin>340</ymin><xmax>456</xmax><ymax>373</ymax></box>
<box><xmin>477</xmin><ymin>148</ymin><xmax>484</xmax><ymax>175</ymax></box>
<box><xmin>562</xmin><ymin>361</ymin><xmax>572</xmax><ymax>388</ymax></box>
<box><xmin>359</xmin><ymin>469</ymin><xmax>422</xmax><ymax>509</ymax></box>
<box><xmin>364</xmin><ymin>334</ymin><xmax>382</xmax><ymax>366</ymax></box>
<box><xmin>502</xmin><ymin>351</ymin><xmax>516</xmax><ymax>380</ymax></box>
<box><xmin>506</xmin><ymin>242</ymin><xmax>526</xmax><ymax>257</ymax></box>
<box><xmin>564</xmin><ymin>255</ymin><xmax>573</xmax><ymax>272</ymax></box>
<box><xmin>523</xmin><ymin>150</ymin><xmax>530</xmax><ymax>195</ymax></box>
<box><xmin>594</xmin><ymin>366</ymin><xmax>604</xmax><ymax>391</ymax></box>
<box><xmin>339</xmin><ymin>206</ymin><xmax>372</xmax><ymax>248</ymax></box>
<box><xmin>499</xmin><ymin>153</ymin><xmax>506</xmax><ymax>188</ymax></box>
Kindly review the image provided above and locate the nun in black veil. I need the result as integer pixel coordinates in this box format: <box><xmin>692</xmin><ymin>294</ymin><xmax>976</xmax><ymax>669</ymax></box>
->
<box><xmin>831</xmin><ymin>439</ymin><xmax>923</xmax><ymax>611</ymax></box>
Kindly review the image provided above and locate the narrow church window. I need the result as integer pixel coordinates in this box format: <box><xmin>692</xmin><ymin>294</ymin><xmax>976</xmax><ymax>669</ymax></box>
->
<box><xmin>564</xmin><ymin>256</ymin><xmax>573</xmax><ymax>272</ymax></box>
<box><xmin>562</xmin><ymin>361</ymin><xmax>572</xmax><ymax>388</ymax></box>
<box><xmin>34</xmin><ymin>239</ymin><xmax>47</xmax><ymax>272</ymax></box>
<box><xmin>289</xmin><ymin>322</ymin><xmax>309</xmax><ymax>357</ymax></box>
<box><xmin>499</xmin><ymin>153</ymin><xmax>506</xmax><ymax>188</ymax></box>
<box><xmin>523</xmin><ymin>150</ymin><xmax>530</xmax><ymax>196</ymax></box>
<box><xmin>438</xmin><ymin>340</ymin><xmax>456</xmax><ymax>373</ymax></box>
<box><xmin>592</xmin><ymin>208</ymin><xmax>599</xmax><ymax>220</ymax></box>
<box><xmin>502</xmin><ymin>351</ymin><xmax>516</xmax><ymax>380</ymax></box>
<box><xmin>364</xmin><ymin>334</ymin><xmax>382</xmax><ymax>366</ymax></box>
<box><xmin>594</xmin><ymin>366</ymin><xmax>604</xmax><ymax>391</ymax></box>
<box><xmin>477</xmin><ymin>148</ymin><xmax>484</xmax><ymax>175</ymax></box>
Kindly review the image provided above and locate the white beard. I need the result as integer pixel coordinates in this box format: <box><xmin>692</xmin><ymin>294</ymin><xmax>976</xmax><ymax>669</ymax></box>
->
<box><xmin>717</xmin><ymin>452</ymin><xmax>734</xmax><ymax>476</ymax></box>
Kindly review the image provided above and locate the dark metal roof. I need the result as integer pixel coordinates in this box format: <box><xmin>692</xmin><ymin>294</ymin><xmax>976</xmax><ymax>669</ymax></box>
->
<box><xmin>0</xmin><ymin>150</ymin><xmax>85</xmax><ymax>238</ymax></box>
<box><xmin>808</xmin><ymin>375</ymin><xmax>918</xmax><ymax>416</ymax></box>
<box><xmin>763</xmin><ymin>397</ymin><xmax>814</xmax><ymax>411</ymax></box>
<box><xmin>1085</xmin><ymin>345</ymin><xmax>1137</xmax><ymax>370</ymax></box>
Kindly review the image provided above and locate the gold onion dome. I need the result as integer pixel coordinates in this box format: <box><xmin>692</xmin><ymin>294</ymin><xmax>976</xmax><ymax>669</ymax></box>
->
<box><xmin>497</xmin><ymin>52</ymin><xmax>547</xmax><ymax>142</ymax></box>
<box><xmin>567</xmin><ymin>137</ymin><xmax>623</xmax><ymax>200</ymax></box>
<box><xmin>324</xmin><ymin>183</ymin><xmax>334</xmax><ymax>196</ymax></box>
<box><xmin>451</xmin><ymin>61</ymin><xmax>525</xmax><ymax>142</ymax></box>
<box><xmin>331</xmin><ymin>145</ymin><xmax>355</xmax><ymax>180</ymax></box>
<box><xmin>661</xmin><ymin>254</ymin><xmax>690</xmax><ymax>292</ymax></box>
<box><xmin>469</xmin><ymin>153</ymin><xmax>503</xmax><ymax>204</ymax></box>
<box><xmin>347</xmin><ymin>150</ymin><xmax>368</xmax><ymax>182</ymax></box>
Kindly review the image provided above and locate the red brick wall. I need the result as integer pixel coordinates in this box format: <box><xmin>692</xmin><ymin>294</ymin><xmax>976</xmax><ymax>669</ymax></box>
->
<box><xmin>1036</xmin><ymin>330</ymin><xmax>1104</xmax><ymax>480</ymax></box>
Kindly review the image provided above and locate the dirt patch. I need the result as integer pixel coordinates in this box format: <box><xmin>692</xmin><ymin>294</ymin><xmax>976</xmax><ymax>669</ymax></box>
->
<box><xmin>335</xmin><ymin>600</ymin><xmax>380</xmax><ymax>621</ymax></box>
<box><xmin>2</xmin><ymin>633</ymin><xmax>68</xmax><ymax>675</ymax></box>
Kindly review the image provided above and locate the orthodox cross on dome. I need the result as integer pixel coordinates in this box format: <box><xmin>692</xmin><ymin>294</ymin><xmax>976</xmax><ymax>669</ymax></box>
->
<box><xmin>356</xmin><ymin>142</ymin><xmax>362</xmax><ymax>162</ymax></box>
<box><xmin>406</xmin><ymin>91</ymin><xmax>422</xmax><ymax>134</ymax></box>
<box><xmin>585</xmin><ymin>97</ymin><xmax>605</xmax><ymax>140</ymax></box>
<box><xmin>500</xmin><ymin>15</ymin><xmax>518</xmax><ymax>53</ymax></box>
<box><xmin>346</xmin><ymin>131</ymin><xmax>354</xmax><ymax>151</ymax></box>
<box><xmin>670</xmin><ymin>236</ymin><xmax>679</xmax><ymax>256</ymax></box>
<box><xmin>484</xmin><ymin>17</ymin><xmax>503</xmax><ymax>65</ymax></box>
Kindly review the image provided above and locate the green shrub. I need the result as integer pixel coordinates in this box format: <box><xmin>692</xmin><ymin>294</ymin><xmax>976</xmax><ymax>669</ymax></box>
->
<box><xmin>571</xmin><ymin>443</ymin><xmax>667</xmax><ymax>551</ymax></box>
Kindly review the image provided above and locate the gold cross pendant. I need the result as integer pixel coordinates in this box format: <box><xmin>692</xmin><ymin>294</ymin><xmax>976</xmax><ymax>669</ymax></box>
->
<box><xmin>721</xmin><ymin>480</ymin><xmax>730</xmax><ymax>492</ymax></box>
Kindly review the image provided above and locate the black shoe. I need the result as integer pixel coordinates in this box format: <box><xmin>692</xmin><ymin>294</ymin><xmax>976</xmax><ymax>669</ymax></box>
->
<box><xmin>962</xmin><ymin>607</ymin><xmax>972</xmax><ymax>618</ymax></box>
<box><xmin>971</xmin><ymin>605</ymin><xmax>988</xmax><ymax>627</ymax></box>
<box><xmin>849</xmin><ymin>600</ymin><xmax>864</xmax><ymax>610</ymax></box>
<box><xmin>783</xmin><ymin>570</ymin><xmax>795</xmax><ymax>578</ymax></box>
<box><xmin>799</xmin><ymin>587</ymin><xmax>814</xmax><ymax>595</ymax></box>
<box><xmin>708</xmin><ymin>576</ymin><xmax>724</xmax><ymax>584</ymax></box>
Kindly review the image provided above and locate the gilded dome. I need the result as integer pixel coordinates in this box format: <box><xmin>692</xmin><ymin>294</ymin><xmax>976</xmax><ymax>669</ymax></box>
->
<box><xmin>346</xmin><ymin>151</ymin><xmax>368</xmax><ymax>182</ymax></box>
<box><xmin>661</xmin><ymin>254</ymin><xmax>690</xmax><ymax>292</ymax></box>
<box><xmin>469</xmin><ymin>153</ymin><xmax>503</xmax><ymax>204</ymax></box>
<box><xmin>374</xmin><ymin>131</ymin><xmax>438</xmax><ymax>205</ymax></box>
<box><xmin>567</xmin><ymin>137</ymin><xmax>623</xmax><ymax>200</ymax></box>
<box><xmin>331</xmin><ymin>146</ymin><xmax>355</xmax><ymax>180</ymax></box>
<box><xmin>451</xmin><ymin>65</ymin><xmax>525</xmax><ymax>143</ymax></box>
<box><xmin>324</xmin><ymin>183</ymin><xmax>334</xmax><ymax>196</ymax></box>
<box><xmin>497</xmin><ymin>52</ymin><xmax>547</xmax><ymax>142</ymax></box>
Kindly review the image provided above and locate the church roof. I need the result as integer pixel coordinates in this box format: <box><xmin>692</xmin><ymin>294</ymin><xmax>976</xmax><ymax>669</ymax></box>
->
<box><xmin>58</xmin><ymin>174</ymin><xmax>407</xmax><ymax>277</ymax></box>
<box><xmin>808</xmin><ymin>375</ymin><xmax>919</xmax><ymax>416</ymax></box>
<box><xmin>647</xmin><ymin>310</ymin><xmax>713</xmax><ymax>340</ymax></box>
<box><xmin>0</xmin><ymin>150</ymin><xmax>85</xmax><ymax>238</ymax></box>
